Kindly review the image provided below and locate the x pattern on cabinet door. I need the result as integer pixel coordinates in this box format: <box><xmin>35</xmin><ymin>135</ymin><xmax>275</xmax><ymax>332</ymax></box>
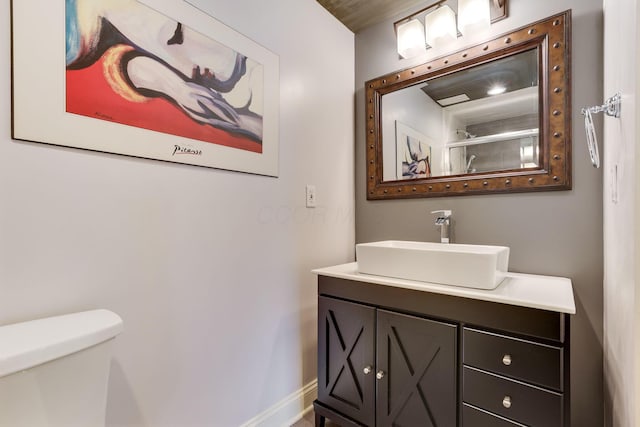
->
<box><xmin>326</xmin><ymin>310</ymin><xmax>365</xmax><ymax>407</ymax></box>
<box><xmin>318</xmin><ymin>297</ymin><xmax>457</xmax><ymax>427</ymax></box>
<box><xmin>384</xmin><ymin>324</ymin><xmax>440</xmax><ymax>424</ymax></box>
<box><xmin>377</xmin><ymin>310</ymin><xmax>457</xmax><ymax>427</ymax></box>
<box><xmin>318</xmin><ymin>296</ymin><xmax>376</xmax><ymax>426</ymax></box>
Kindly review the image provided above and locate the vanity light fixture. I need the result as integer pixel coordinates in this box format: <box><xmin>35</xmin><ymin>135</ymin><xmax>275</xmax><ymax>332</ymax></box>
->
<box><xmin>394</xmin><ymin>0</ymin><xmax>508</xmax><ymax>59</ymax></box>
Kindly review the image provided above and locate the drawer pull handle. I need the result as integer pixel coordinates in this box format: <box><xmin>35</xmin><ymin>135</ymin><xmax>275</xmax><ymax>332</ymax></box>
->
<box><xmin>502</xmin><ymin>354</ymin><xmax>512</xmax><ymax>366</ymax></box>
<box><xmin>363</xmin><ymin>366</ymin><xmax>373</xmax><ymax>375</ymax></box>
<box><xmin>502</xmin><ymin>396</ymin><xmax>512</xmax><ymax>409</ymax></box>
<box><xmin>376</xmin><ymin>370</ymin><xmax>385</xmax><ymax>380</ymax></box>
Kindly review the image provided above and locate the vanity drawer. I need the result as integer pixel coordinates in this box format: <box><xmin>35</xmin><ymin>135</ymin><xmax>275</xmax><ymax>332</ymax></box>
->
<box><xmin>464</xmin><ymin>327</ymin><xmax>563</xmax><ymax>391</ymax></box>
<box><xmin>463</xmin><ymin>404</ymin><xmax>525</xmax><ymax>427</ymax></box>
<box><xmin>463</xmin><ymin>366</ymin><xmax>563</xmax><ymax>427</ymax></box>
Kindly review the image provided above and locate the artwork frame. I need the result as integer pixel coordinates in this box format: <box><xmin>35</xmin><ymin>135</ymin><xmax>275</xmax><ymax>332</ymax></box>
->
<box><xmin>395</xmin><ymin>121</ymin><xmax>432</xmax><ymax>180</ymax></box>
<box><xmin>11</xmin><ymin>0</ymin><xmax>279</xmax><ymax>176</ymax></box>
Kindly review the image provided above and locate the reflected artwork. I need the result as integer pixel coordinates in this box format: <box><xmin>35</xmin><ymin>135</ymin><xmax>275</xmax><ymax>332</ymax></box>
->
<box><xmin>396</xmin><ymin>121</ymin><xmax>432</xmax><ymax>180</ymax></box>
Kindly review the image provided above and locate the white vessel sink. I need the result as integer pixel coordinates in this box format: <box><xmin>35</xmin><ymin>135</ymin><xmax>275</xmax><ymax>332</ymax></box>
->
<box><xmin>356</xmin><ymin>241</ymin><xmax>510</xmax><ymax>290</ymax></box>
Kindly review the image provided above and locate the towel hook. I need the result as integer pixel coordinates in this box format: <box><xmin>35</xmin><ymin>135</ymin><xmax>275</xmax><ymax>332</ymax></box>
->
<box><xmin>581</xmin><ymin>93</ymin><xmax>621</xmax><ymax>168</ymax></box>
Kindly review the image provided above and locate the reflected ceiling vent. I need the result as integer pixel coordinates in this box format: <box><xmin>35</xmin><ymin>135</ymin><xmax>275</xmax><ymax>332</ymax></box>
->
<box><xmin>437</xmin><ymin>94</ymin><xmax>471</xmax><ymax>106</ymax></box>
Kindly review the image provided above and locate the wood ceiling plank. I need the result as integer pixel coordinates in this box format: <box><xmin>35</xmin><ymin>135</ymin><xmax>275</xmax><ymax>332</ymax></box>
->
<box><xmin>317</xmin><ymin>0</ymin><xmax>428</xmax><ymax>32</ymax></box>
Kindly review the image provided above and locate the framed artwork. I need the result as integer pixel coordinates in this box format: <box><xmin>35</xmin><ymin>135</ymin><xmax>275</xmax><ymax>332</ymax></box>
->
<box><xmin>11</xmin><ymin>0</ymin><xmax>279</xmax><ymax>176</ymax></box>
<box><xmin>395</xmin><ymin>121</ymin><xmax>432</xmax><ymax>180</ymax></box>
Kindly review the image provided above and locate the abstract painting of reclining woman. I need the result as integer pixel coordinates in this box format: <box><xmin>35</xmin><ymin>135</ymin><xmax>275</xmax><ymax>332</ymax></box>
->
<box><xmin>12</xmin><ymin>0</ymin><xmax>279</xmax><ymax>175</ymax></box>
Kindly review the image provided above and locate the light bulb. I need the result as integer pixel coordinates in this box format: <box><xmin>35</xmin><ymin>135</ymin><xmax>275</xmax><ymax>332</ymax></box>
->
<box><xmin>458</xmin><ymin>0</ymin><xmax>491</xmax><ymax>36</ymax></box>
<box><xmin>397</xmin><ymin>19</ymin><xmax>426</xmax><ymax>58</ymax></box>
<box><xmin>425</xmin><ymin>5</ymin><xmax>457</xmax><ymax>47</ymax></box>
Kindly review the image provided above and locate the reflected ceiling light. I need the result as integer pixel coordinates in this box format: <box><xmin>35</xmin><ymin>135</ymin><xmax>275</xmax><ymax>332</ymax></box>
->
<box><xmin>393</xmin><ymin>0</ymin><xmax>508</xmax><ymax>58</ymax></box>
<box><xmin>425</xmin><ymin>5</ymin><xmax>457</xmax><ymax>47</ymax></box>
<box><xmin>458</xmin><ymin>0</ymin><xmax>491</xmax><ymax>35</ymax></box>
<box><xmin>397</xmin><ymin>19</ymin><xmax>427</xmax><ymax>59</ymax></box>
<box><xmin>487</xmin><ymin>85</ymin><xmax>507</xmax><ymax>95</ymax></box>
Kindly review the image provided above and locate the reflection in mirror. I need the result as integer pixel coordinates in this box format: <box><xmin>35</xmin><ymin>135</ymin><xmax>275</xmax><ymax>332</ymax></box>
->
<box><xmin>383</xmin><ymin>48</ymin><xmax>540</xmax><ymax>181</ymax></box>
<box><xmin>366</xmin><ymin>11</ymin><xmax>571</xmax><ymax>199</ymax></box>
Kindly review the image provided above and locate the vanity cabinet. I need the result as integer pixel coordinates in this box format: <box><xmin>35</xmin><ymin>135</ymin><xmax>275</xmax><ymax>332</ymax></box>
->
<box><xmin>313</xmin><ymin>274</ymin><xmax>571</xmax><ymax>427</ymax></box>
<box><xmin>317</xmin><ymin>296</ymin><xmax>457</xmax><ymax>427</ymax></box>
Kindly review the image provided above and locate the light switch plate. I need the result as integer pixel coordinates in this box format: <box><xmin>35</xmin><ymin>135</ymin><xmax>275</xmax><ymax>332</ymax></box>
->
<box><xmin>306</xmin><ymin>185</ymin><xmax>317</xmax><ymax>208</ymax></box>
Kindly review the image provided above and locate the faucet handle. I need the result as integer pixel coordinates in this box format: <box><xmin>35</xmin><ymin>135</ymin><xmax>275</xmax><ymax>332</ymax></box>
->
<box><xmin>431</xmin><ymin>210</ymin><xmax>452</xmax><ymax>217</ymax></box>
<box><xmin>431</xmin><ymin>210</ymin><xmax>452</xmax><ymax>244</ymax></box>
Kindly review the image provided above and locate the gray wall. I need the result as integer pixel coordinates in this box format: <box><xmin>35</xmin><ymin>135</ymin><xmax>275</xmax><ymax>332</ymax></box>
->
<box><xmin>355</xmin><ymin>1</ymin><xmax>604</xmax><ymax>426</ymax></box>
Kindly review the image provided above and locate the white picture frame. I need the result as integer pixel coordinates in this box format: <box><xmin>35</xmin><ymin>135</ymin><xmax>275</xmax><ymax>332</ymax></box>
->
<box><xmin>11</xmin><ymin>0</ymin><xmax>279</xmax><ymax>176</ymax></box>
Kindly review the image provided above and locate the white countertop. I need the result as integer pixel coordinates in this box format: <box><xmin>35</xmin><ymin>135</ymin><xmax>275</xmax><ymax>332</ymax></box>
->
<box><xmin>313</xmin><ymin>263</ymin><xmax>576</xmax><ymax>314</ymax></box>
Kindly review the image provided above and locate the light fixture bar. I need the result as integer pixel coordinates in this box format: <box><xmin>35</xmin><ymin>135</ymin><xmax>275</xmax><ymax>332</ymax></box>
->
<box><xmin>393</xmin><ymin>0</ymin><xmax>508</xmax><ymax>45</ymax></box>
<box><xmin>393</xmin><ymin>0</ymin><xmax>447</xmax><ymax>31</ymax></box>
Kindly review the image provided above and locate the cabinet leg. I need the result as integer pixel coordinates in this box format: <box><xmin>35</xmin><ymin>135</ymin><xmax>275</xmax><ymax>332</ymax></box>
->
<box><xmin>314</xmin><ymin>412</ymin><xmax>325</xmax><ymax>427</ymax></box>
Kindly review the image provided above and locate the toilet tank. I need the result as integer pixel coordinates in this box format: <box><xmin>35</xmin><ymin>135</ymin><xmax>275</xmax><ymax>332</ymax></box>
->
<box><xmin>0</xmin><ymin>310</ymin><xmax>123</xmax><ymax>427</ymax></box>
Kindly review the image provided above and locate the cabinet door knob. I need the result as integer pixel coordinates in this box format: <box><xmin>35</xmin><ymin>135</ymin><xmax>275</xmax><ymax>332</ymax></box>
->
<box><xmin>376</xmin><ymin>370</ymin><xmax>385</xmax><ymax>380</ymax></box>
<box><xmin>502</xmin><ymin>354</ymin><xmax>512</xmax><ymax>366</ymax></box>
<box><xmin>502</xmin><ymin>396</ymin><xmax>512</xmax><ymax>409</ymax></box>
<box><xmin>363</xmin><ymin>366</ymin><xmax>373</xmax><ymax>375</ymax></box>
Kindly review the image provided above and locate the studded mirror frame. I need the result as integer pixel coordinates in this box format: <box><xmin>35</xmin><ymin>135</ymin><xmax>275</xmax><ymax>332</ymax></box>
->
<box><xmin>365</xmin><ymin>11</ymin><xmax>571</xmax><ymax>199</ymax></box>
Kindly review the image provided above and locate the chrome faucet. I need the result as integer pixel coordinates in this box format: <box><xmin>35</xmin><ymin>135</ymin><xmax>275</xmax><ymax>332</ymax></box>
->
<box><xmin>431</xmin><ymin>210</ymin><xmax>452</xmax><ymax>243</ymax></box>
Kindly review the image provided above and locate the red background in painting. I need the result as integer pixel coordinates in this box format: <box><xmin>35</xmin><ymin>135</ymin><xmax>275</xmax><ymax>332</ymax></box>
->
<box><xmin>66</xmin><ymin>56</ymin><xmax>262</xmax><ymax>153</ymax></box>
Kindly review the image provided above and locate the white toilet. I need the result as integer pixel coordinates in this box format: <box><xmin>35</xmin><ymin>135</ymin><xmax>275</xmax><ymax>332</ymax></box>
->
<box><xmin>0</xmin><ymin>309</ymin><xmax>123</xmax><ymax>427</ymax></box>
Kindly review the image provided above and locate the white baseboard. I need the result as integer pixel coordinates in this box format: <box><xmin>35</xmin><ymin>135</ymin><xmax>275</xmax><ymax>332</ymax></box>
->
<box><xmin>239</xmin><ymin>379</ymin><xmax>318</xmax><ymax>427</ymax></box>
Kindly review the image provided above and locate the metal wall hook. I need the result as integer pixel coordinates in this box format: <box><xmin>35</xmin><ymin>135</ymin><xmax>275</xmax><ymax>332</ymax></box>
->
<box><xmin>581</xmin><ymin>93</ymin><xmax>622</xmax><ymax>168</ymax></box>
<box><xmin>581</xmin><ymin>93</ymin><xmax>621</xmax><ymax>118</ymax></box>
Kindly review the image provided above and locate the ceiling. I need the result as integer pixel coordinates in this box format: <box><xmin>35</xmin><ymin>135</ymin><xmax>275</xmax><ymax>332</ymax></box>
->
<box><xmin>421</xmin><ymin>48</ymin><xmax>539</xmax><ymax>106</ymax></box>
<box><xmin>316</xmin><ymin>0</ymin><xmax>428</xmax><ymax>33</ymax></box>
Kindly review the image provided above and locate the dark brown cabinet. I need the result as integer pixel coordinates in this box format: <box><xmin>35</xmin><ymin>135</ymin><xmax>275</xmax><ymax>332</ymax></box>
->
<box><xmin>314</xmin><ymin>275</ymin><xmax>570</xmax><ymax>427</ymax></box>
<box><xmin>462</xmin><ymin>328</ymin><xmax>565</xmax><ymax>426</ymax></box>
<box><xmin>377</xmin><ymin>309</ymin><xmax>457</xmax><ymax>426</ymax></box>
<box><xmin>462</xmin><ymin>328</ymin><xmax>563</xmax><ymax>391</ymax></box>
<box><xmin>317</xmin><ymin>296</ymin><xmax>457</xmax><ymax>427</ymax></box>
<box><xmin>317</xmin><ymin>296</ymin><xmax>376</xmax><ymax>426</ymax></box>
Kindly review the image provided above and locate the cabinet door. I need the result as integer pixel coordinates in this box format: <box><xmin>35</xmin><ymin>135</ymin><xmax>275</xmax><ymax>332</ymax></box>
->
<box><xmin>376</xmin><ymin>310</ymin><xmax>457</xmax><ymax>427</ymax></box>
<box><xmin>317</xmin><ymin>296</ymin><xmax>376</xmax><ymax>426</ymax></box>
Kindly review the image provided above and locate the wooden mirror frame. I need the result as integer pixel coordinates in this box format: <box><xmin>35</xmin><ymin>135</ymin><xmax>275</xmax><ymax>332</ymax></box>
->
<box><xmin>365</xmin><ymin>11</ymin><xmax>571</xmax><ymax>200</ymax></box>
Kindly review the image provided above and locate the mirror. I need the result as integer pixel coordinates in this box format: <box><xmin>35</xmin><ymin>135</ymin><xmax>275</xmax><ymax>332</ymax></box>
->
<box><xmin>383</xmin><ymin>48</ymin><xmax>539</xmax><ymax>180</ymax></box>
<box><xmin>366</xmin><ymin>11</ymin><xmax>571</xmax><ymax>199</ymax></box>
